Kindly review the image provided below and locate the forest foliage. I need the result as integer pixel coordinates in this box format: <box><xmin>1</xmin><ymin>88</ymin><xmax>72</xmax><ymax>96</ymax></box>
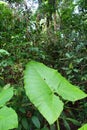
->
<box><xmin>0</xmin><ymin>0</ymin><xmax>87</xmax><ymax>130</ymax></box>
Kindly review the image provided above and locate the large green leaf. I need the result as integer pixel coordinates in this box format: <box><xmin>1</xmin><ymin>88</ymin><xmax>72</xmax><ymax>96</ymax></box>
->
<box><xmin>78</xmin><ymin>124</ymin><xmax>87</xmax><ymax>130</ymax></box>
<box><xmin>0</xmin><ymin>106</ymin><xmax>18</xmax><ymax>130</ymax></box>
<box><xmin>24</xmin><ymin>61</ymin><xmax>87</xmax><ymax>124</ymax></box>
<box><xmin>24</xmin><ymin>61</ymin><xmax>63</xmax><ymax>124</ymax></box>
<box><xmin>0</xmin><ymin>85</ymin><xmax>13</xmax><ymax>107</ymax></box>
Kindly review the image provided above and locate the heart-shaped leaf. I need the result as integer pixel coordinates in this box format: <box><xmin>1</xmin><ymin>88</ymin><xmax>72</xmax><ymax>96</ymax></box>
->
<box><xmin>24</xmin><ymin>61</ymin><xmax>87</xmax><ymax>124</ymax></box>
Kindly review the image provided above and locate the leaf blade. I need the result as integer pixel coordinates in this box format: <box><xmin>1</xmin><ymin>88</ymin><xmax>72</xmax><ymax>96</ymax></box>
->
<box><xmin>24</xmin><ymin>61</ymin><xmax>87</xmax><ymax>124</ymax></box>
<box><xmin>0</xmin><ymin>86</ymin><xmax>13</xmax><ymax>107</ymax></box>
<box><xmin>0</xmin><ymin>106</ymin><xmax>18</xmax><ymax>130</ymax></box>
<box><xmin>24</xmin><ymin>61</ymin><xmax>64</xmax><ymax>124</ymax></box>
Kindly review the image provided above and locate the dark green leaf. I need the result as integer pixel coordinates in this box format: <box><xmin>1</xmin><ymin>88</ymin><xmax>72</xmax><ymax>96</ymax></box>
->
<box><xmin>22</xmin><ymin>118</ymin><xmax>29</xmax><ymax>130</ymax></box>
<box><xmin>66</xmin><ymin>118</ymin><xmax>81</xmax><ymax>126</ymax></box>
<box><xmin>32</xmin><ymin>116</ymin><xmax>40</xmax><ymax>128</ymax></box>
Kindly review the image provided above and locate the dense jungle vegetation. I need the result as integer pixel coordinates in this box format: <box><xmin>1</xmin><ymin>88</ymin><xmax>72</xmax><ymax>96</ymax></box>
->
<box><xmin>0</xmin><ymin>0</ymin><xmax>87</xmax><ymax>130</ymax></box>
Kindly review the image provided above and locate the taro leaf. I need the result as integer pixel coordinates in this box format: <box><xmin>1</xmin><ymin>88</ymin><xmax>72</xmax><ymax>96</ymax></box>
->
<box><xmin>24</xmin><ymin>61</ymin><xmax>87</xmax><ymax>124</ymax></box>
<box><xmin>78</xmin><ymin>124</ymin><xmax>87</xmax><ymax>130</ymax></box>
<box><xmin>0</xmin><ymin>86</ymin><xmax>13</xmax><ymax>107</ymax></box>
<box><xmin>0</xmin><ymin>106</ymin><xmax>18</xmax><ymax>130</ymax></box>
<box><xmin>24</xmin><ymin>61</ymin><xmax>63</xmax><ymax>124</ymax></box>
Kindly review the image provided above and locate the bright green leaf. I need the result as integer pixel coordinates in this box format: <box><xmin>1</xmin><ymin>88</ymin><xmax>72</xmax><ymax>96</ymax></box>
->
<box><xmin>0</xmin><ymin>106</ymin><xmax>18</xmax><ymax>130</ymax></box>
<box><xmin>24</xmin><ymin>61</ymin><xmax>63</xmax><ymax>124</ymax></box>
<box><xmin>0</xmin><ymin>86</ymin><xmax>13</xmax><ymax>107</ymax></box>
<box><xmin>78</xmin><ymin>124</ymin><xmax>87</xmax><ymax>130</ymax></box>
<box><xmin>24</xmin><ymin>61</ymin><xmax>87</xmax><ymax>124</ymax></box>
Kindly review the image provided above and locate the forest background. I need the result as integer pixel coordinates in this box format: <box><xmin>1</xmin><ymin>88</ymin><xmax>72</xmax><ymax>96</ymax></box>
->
<box><xmin>0</xmin><ymin>0</ymin><xmax>87</xmax><ymax>129</ymax></box>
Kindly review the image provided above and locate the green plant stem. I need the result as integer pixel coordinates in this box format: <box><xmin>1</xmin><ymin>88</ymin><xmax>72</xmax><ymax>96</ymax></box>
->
<box><xmin>57</xmin><ymin>119</ymin><xmax>60</xmax><ymax>130</ymax></box>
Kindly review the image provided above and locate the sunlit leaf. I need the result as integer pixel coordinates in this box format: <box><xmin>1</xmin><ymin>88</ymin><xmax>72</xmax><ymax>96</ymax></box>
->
<box><xmin>0</xmin><ymin>106</ymin><xmax>18</xmax><ymax>130</ymax></box>
<box><xmin>24</xmin><ymin>61</ymin><xmax>87</xmax><ymax>124</ymax></box>
<box><xmin>78</xmin><ymin>124</ymin><xmax>87</xmax><ymax>130</ymax></box>
<box><xmin>0</xmin><ymin>86</ymin><xmax>13</xmax><ymax>107</ymax></box>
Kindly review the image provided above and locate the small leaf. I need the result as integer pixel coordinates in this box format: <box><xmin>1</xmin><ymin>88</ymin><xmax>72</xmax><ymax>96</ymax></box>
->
<box><xmin>63</xmin><ymin>119</ymin><xmax>71</xmax><ymax>130</ymax></box>
<box><xmin>0</xmin><ymin>86</ymin><xmax>13</xmax><ymax>107</ymax></box>
<box><xmin>0</xmin><ymin>49</ymin><xmax>9</xmax><ymax>56</ymax></box>
<box><xmin>19</xmin><ymin>108</ymin><xmax>26</xmax><ymax>113</ymax></box>
<box><xmin>69</xmin><ymin>63</ymin><xmax>73</xmax><ymax>69</ymax></box>
<box><xmin>66</xmin><ymin>118</ymin><xmax>81</xmax><ymax>126</ymax></box>
<box><xmin>22</xmin><ymin>118</ymin><xmax>29</xmax><ymax>130</ymax></box>
<box><xmin>32</xmin><ymin>116</ymin><xmax>40</xmax><ymax>128</ymax></box>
